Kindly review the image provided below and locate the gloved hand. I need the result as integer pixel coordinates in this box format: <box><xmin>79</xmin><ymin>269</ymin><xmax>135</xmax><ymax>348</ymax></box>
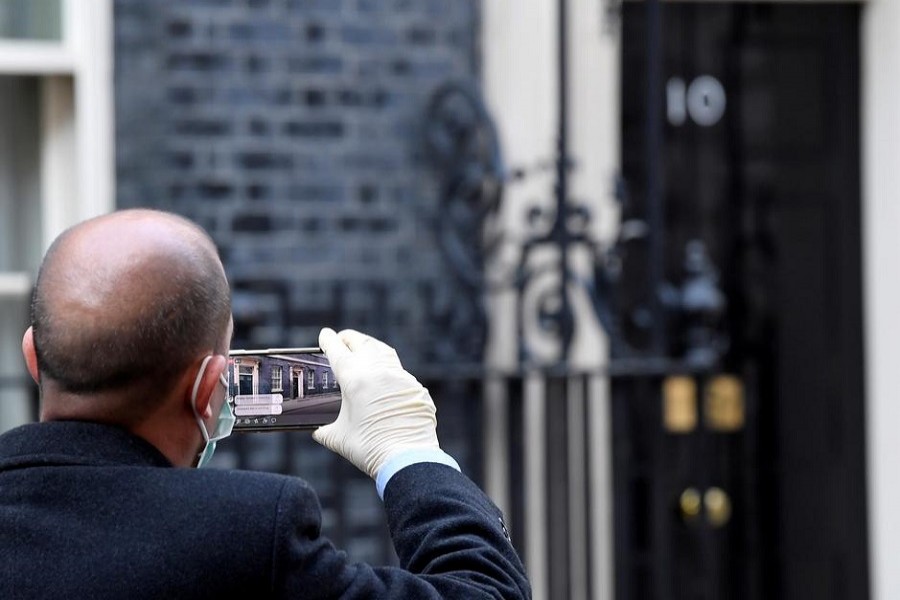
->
<box><xmin>313</xmin><ymin>328</ymin><xmax>440</xmax><ymax>479</ymax></box>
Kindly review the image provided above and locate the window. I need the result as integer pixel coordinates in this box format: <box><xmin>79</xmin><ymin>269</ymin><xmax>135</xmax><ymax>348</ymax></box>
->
<box><xmin>307</xmin><ymin>370</ymin><xmax>315</xmax><ymax>391</ymax></box>
<box><xmin>322</xmin><ymin>371</ymin><xmax>329</xmax><ymax>389</ymax></box>
<box><xmin>271</xmin><ymin>365</ymin><xmax>282</xmax><ymax>392</ymax></box>
<box><xmin>0</xmin><ymin>0</ymin><xmax>63</xmax><ymax>41</ymax></box>
<box><xmin>0</xmin><ymin>0</ymin><xmax>114</xmax><ymax>435</ymax></box>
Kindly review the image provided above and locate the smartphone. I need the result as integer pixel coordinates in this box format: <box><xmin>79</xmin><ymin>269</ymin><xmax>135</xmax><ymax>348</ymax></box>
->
<box><xmin>227</xmin><ymin>348</ymin><xmax>341</xmax><ymax>432</ymax></box>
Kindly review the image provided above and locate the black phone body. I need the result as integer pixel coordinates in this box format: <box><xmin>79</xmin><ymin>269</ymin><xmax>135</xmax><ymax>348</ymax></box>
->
<box><xmin>228</xmin><ymin>348</ymin><xmax>341</xmax><ymax>432</ymax></box>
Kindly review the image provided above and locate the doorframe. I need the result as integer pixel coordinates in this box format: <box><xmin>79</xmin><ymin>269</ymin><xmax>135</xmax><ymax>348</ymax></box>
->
<box><xmin>862</xmin><ymin>2</ymin><xmax>900</xmax><ymax>600</ymax></box>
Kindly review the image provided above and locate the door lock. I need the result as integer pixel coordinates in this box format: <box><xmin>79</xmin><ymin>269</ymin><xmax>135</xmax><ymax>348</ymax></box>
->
<box><xmin>679</xmin><ymin>487</ymin><xmax>702</xmax><ymax>522</ymax></box>
<box><xmin>704</xmin><ymin>487</ymin><xmax>732</xmax><ymax>528</ymax></box>
<box><xmin>679</xmin><ymin>486</ymin><xmax>732</xmax><ymax>527</ymax></box>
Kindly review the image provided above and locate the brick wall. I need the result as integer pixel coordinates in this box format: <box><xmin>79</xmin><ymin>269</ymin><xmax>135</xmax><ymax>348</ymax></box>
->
<box><xmin>114</xmin><ymin>0</ymin><xmax>480</xmax><ymax>366</ymax></box>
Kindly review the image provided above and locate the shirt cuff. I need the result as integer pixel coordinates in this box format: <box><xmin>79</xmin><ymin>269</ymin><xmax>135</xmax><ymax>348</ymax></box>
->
<box><xmin>375</xmin><ymin>448</ymin><xmax>461</xmax><ymax>499</ymax></box>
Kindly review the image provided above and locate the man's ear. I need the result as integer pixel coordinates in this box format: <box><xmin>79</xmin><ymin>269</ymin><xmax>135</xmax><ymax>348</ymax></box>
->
<box><xmin>21</xmin><ymin>327</ymin><xmax>39</xmax><ymax>384</ymax></box>
<box><xmin>188</xmin><ymin>354</ymin><xmax>227</xmax><ymax>419</ymax></box>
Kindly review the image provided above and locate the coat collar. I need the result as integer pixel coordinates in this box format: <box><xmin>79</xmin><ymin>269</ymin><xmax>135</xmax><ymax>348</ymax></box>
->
<box><xmin>0</xmin><ymin>420</ymin><xmax>173</xmax><ymax>471</ymax></box>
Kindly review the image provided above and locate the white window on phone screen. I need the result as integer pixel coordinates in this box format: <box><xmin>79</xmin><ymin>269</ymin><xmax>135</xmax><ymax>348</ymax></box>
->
<box><xmin>271</xmin><ymin>365</ymin><xmax>283</xmax><ymax>392</ymax></box>
<box><xmin>307</xmin><ymin>370</ymin><xmax>315</xmax><ymax>391</ymax></box>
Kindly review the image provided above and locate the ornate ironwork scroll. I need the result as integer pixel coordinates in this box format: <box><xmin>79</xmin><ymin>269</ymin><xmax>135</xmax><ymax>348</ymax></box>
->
<box><xmin>423</xmin><ymin>0</ymin><xmax>729</xmax><ymax>372</ymax></box>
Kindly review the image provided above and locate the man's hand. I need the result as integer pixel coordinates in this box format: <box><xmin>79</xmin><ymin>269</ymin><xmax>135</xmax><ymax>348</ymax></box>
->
<box><xmin>313</xmin><ymin>328</ymin><xmax>440</xmax><ymax>479</ymax></box>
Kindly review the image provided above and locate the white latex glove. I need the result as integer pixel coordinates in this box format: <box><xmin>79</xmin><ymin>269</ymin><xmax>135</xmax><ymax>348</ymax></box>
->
<box><xmin>313</xmin><ymin>328</ymin><xmax>440</xmax><ymax>479</ymax></box>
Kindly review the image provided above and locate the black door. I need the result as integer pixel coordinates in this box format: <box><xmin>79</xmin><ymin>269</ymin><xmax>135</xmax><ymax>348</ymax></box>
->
<box><xmin>618</xmin><ymin>4</ymin><xmax>867</xmax><ymax>599</ymax></box>
<box><xmin>239</xmin><ymin>365</ymin><xmax>255</xmax><ymax>396</ymax></box>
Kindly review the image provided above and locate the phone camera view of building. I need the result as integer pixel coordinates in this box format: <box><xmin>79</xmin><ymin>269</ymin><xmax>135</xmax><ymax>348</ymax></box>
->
<box><xmin>227</xmin><ymin>353</ymin><xmax>340</xmax><ymax>427</ymax></box>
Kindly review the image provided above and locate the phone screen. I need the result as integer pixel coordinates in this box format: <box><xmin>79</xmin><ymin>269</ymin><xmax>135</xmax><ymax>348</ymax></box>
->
<box><xmin>227</xmin><ymin>348</ymin><xmax>341</xmax><ymax>432</ymax></box>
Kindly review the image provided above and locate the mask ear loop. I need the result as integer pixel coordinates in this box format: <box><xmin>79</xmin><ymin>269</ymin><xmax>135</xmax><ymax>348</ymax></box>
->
<box><xmin>191</xmin><ymin>355</ymin><xmax>214</xmax><ymax>444</ymax></box>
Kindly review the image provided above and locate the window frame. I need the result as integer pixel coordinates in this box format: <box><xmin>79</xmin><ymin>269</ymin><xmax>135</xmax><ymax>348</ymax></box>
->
<box><xmin>271</xmin><ymin>365</ymin><xmax>283</xmax><ymax>392</ymax></box>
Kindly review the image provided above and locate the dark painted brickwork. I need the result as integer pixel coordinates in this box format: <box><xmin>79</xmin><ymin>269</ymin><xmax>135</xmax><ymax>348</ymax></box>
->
<box><xmin>113</xmin><ymin>0</ymin><xmax>481</xmax><ymax>567</ymax></box>
<box><xmin>114</xmin><ymin>0</ymin><xmax>480</xmax><ymax>365</ymax></box>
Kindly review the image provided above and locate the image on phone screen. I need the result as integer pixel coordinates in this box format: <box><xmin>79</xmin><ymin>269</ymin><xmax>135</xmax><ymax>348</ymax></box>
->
<box><xmin>227</xmin><ymin>348</ymin><xmax>341</xmax><ymax>432</ymax></box>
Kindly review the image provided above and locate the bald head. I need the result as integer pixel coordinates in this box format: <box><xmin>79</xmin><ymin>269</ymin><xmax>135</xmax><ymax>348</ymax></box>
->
<box><xmin>30</xmin><ymin>209</ymin><xmax>231</xmax><ymax>398</ymax></box>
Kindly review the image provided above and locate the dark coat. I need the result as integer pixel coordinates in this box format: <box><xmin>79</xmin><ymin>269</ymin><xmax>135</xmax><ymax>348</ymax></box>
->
<box><xmin>0</xmin><ymin>421</ymin><xmax>530</xmax><ymax>599</ymax></box>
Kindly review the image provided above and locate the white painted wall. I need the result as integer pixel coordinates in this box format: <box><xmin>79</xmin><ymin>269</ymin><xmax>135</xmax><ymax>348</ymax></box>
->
<box><xmin>863</xmin><ymin>2</ymin><xmax>900</xmax><ymax>599</ymax></box>
<box><xmin>482</xmin><ymin>0</ymin><xmax>558</xmax><ymax>373</ymax></box>
<box><xmin>482</xmin><ymin>2</ymin><xmax>619</xmax><ymax>599</ymax></box>
<box><xmin>482</xmin><ymin>4</ymin><xmax>556</xmax><ymax>596</ymax></box>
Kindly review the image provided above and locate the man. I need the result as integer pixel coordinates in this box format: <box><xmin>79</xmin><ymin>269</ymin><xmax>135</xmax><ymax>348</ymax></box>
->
<box><xmin>0</xmin><ymin>209</ymin><xmax>530</xmax><ymax>599</ymax></box>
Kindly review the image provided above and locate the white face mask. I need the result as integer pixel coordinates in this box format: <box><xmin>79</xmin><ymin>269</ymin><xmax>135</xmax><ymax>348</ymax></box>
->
<box><xmin>190</xmin><ymin>355</ymin><xmax>235</xmax><ymax>468</ymax></box>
